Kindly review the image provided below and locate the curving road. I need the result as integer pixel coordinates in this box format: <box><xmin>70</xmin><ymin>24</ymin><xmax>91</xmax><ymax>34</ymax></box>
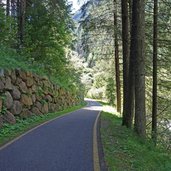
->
<box><xmin>0</xmin><ymin>100</ymin><xmax>102</xmax><ymax>171</ymax></box>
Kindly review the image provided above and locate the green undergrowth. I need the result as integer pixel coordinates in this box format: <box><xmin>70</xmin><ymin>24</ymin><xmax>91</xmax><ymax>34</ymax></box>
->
<box><xmin>100</xmin><ymin>103</ymin><xmax>171</xmax><ymax>171</ymax></box>
<box><xmin>0</xmin><ymin>102</ymin><xmax>86</xmax><ymax>147</ymax></box>
<box><xmin>0</xmin><ymin>46</ymin><xmax>45</xmax><ymax>76</ymax></box>
<box><xmin>0</xmin><ymin>46</ymin><xmax>78</xmax><ymax>91</ymax></box>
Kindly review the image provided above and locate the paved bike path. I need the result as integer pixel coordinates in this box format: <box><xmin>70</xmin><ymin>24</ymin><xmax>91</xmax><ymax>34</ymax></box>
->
<box><xmin>0</xmin><ymin>100</ymin><xmax>101</xmax><ymax>171</ymax></box>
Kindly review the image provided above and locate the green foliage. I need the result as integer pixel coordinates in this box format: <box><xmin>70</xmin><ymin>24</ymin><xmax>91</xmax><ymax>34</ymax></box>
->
<box><xmin>0</xmin><ymin>95</ymin><xmax>7</xmax><ymax>115</ymax></box>
<box><xmin>0</xmin><ymin>46</ymin><xmax>83</xmax><ymax>98</ymax></box>
<box><xmin>75</xmin><ymin>0</ymin><xmax>118</xmax><ymax>102</ymax></box>
<box><xmin>84</xmin><ymin>58</ymin><xmax>116</xmax><ymax>103</ymax></box>
<box><xmin>0</xmin><ymin>0</ymin><xmax>83</xmax><ymax>94</ymax></box>
<box><xmin>87</xmin><ymin>87</ymin><xmax>105</xmax><ymax>99</ymax></box>
<box><xmin>0</xmin><ymin>7</ymin><xmax>17</xmax><ymax>47</ymax></box>
<box><xmin>106</xmin><ymin>78</ymin><xmax>115</xmax><ymax>105</ymax></box>
<box><xmin>1</xmin><ymin>106</ymin><xmax>7</xmax><ymax>116</ymax></box>
<box><xmin>76</xmin><ymin>0</ymin><xmax>171</xmax><ymax>147</ymax></box>
<box><xmin>0</xmin><ymin>46</ymin><xmax>27</xmax><ymax>69</ymax></box>
<box><xmin>101</xmin><ymin>109</ymin><xmax>171</xmax><ymax>171</ymax></box>
<box><xmin>0</xmin><ymin>46</ymin><xmax>48</xmax><ymax>76</ymax></box>
<box><xmin>23</xmin><ymin>0</ymin><xmax>71</xmax><ymax>76</ymax></box>
<box><xmin>145</xmin><ymin>0</ymin><xmax>171</xmax><ymax>146</ymax></box>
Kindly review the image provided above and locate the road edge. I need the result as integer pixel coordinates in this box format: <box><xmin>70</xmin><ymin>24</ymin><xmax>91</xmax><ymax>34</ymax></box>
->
<box><xmin>0</xmin><ymin>104</ymin><xmax>87</xmax><ymax>151</ymax></box>
<box><xmin>93</xmin><ymin>111</ymin><xmax>101</xmax><ymax>171</ymax></box>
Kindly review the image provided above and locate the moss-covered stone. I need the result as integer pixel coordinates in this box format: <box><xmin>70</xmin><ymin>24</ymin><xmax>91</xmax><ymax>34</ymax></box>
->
<box><xmin>11</xmin><ymin>101</ymin><xmax>22</xmax><ymax>115</ymax></box>
<box><xmin>5</xmin><ymin>91</ymin><xmax>13</xmax><ymax>109</ymax></box>
<box><xmin>21</xmin><ymin>94</ymin><xmax>33</xmax><ymax>106</ymax></box>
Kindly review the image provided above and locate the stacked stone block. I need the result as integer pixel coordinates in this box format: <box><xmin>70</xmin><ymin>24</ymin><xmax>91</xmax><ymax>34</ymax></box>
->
<box><xmin>0</xmin><ymin>69</ymin><xmax>83</xmax><ymax>128</ymax></box>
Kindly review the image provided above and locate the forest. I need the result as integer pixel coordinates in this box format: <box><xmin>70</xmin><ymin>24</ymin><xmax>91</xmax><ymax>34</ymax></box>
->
<box><xmin>0</xmin><ymin>0</ymin><xmax>171</xmax><ymax>167</ymax></box>
<box><xmin>74</xmin><ymin>0</ymin><xmax>171</xmax><ymax>148</ymax></box>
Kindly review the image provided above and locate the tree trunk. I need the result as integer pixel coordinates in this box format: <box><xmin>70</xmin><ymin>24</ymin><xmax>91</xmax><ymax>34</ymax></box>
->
<box><xmin>121</xmin><ymin>0</ymin><xmax>129</xmax><ymax>125</ymax></box>
<box><xmin>6</xmin><ymin>0</ymin><xmax>10</xmax><ymax>16</ymax></box>
<box><xmin>11</xmin><ymin>0</ymin><xmax>16</xmax><ymax>17</ymax></box>
<box><xmin>152</xmin><ymin>0</ymin><xmax>158</xmax><ymax>144</ymax></box>
<box><xmin>17</xmin><ymin>0</ymin><xmax>20</xmax><ymax>48</ymax></box>
<box><xmin>20</xmin><ymin>0</ymin><xmax>26</xmax><ymax>45</ymax></box>
<box><xmin>125</xmin><ymin>36</ymin><xmax>135</xmax><ymax>128</ymax></box>
<box><xmin>129</xmin><ymin>0</ymin><xmax>132</xmax><ymax>29</ymax></box>
<box><xmin>17</xmin><ymin>0</ymin><xmax>26</xmax><ymax>48</ymax></box>
<box><xmin>132</xmin><ymin>0</ymin><xmax>146</xmax><ymax>138</ymax></box>
<box><xmin>114</xmin><ymin>0</ymin><xmax>121</xmax><ymax>114</ymax></box>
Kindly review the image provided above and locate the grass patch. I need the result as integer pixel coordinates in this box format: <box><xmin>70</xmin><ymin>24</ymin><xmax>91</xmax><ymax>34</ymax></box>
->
<box><xmin>0</xmin><ymin>102</ymin><xmax>86</xmax><ymax>147</ymax></box>
<box><xmin>0</xmin><ymin>46</ymin><xmax>76</xmax><ymax>90</ymax></box>
<box><xmin>100</xmin><ymin>104</ymin><xmax>171</xmax><ymax>171</ymax></box>
<box><xmin>0</xmin><ymin>46</ymin><xmax>45</xmax><ymax>75</ymax></box>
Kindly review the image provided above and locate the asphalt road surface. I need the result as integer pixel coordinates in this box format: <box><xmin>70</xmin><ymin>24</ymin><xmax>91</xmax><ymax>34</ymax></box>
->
<box><xmin>0</xmin><ymin>100</ymin><xmax>102</xmax><ymax>171</ymax></box>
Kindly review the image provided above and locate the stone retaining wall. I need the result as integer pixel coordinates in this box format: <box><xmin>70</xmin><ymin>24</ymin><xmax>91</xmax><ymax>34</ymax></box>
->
<box><xmin>0</xmin><ymin>69</ymin><xmax>83</xmax><ymax>127</ymax></box>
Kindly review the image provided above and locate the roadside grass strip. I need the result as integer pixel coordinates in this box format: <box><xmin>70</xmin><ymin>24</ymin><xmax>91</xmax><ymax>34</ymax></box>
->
<box><xmin>100</xmin><ymin>102</ymin><xmax>171</xmax><ymax>171</ymax></box>
<box><xmin>0</xmin><ymin>102</ymin><xmax>86</xmax><ymax>148</ymax></box>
